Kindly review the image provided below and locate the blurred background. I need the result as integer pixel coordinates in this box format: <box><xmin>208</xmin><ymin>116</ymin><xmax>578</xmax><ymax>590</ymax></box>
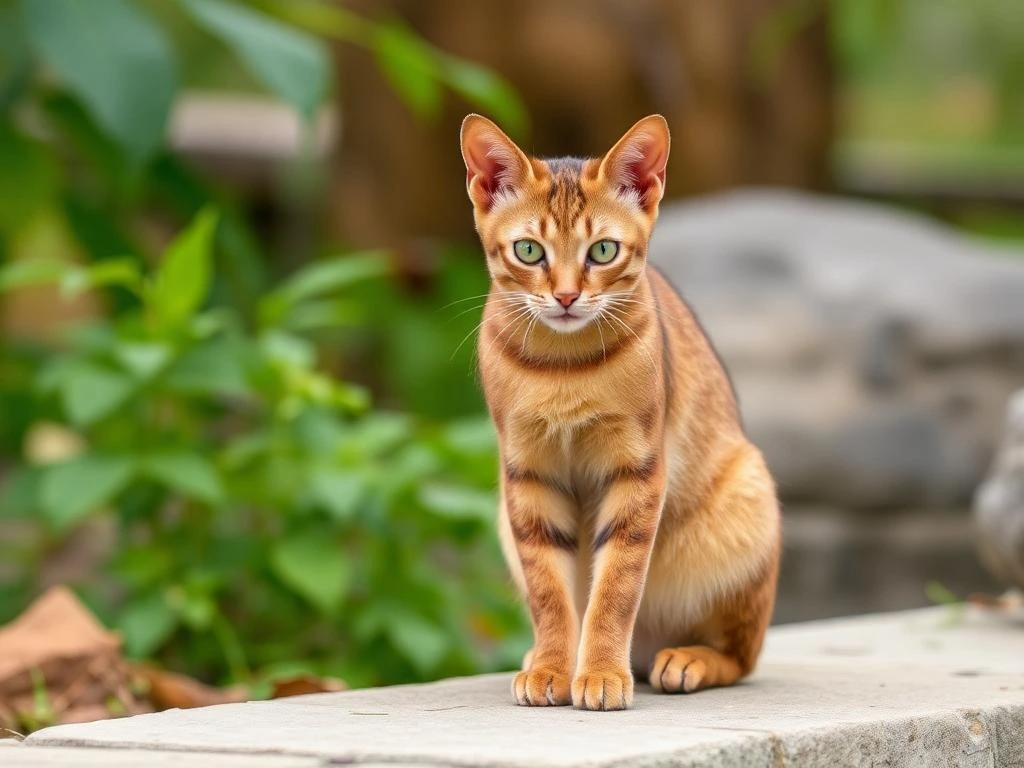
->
<box><xmin>1</xmin><ymin>0</ymin><xmax>1023</xmax><ymax>727</ymax></box>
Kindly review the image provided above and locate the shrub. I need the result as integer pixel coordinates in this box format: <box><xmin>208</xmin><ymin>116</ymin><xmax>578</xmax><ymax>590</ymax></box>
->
<box><xmin>0</xmin><ymin>209</ymin><xmax>528</xmax><ymax>689</ymax></box>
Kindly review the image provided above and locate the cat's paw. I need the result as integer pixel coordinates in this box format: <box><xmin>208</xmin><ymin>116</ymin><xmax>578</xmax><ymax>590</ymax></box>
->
<box><xmin>571</xmin><ymin>667</ymin><xmax>633</xmax><ymax>711</ymax></box>
<box><xmin>650</xmin><ymin>647</ymin><xmax>707</xmax><ymax>693</ymax></box>
<box><xmin>512</xmin><ymin>667</ymin><xmax>571</xmax><ymax>706</ymax></box>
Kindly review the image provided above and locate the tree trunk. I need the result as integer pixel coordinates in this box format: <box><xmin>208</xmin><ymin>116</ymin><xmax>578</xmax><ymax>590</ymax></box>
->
<box><xmin>330</xmin><ymin>0</ymin><xmax>835</xmax><ymax>249</ymax></box>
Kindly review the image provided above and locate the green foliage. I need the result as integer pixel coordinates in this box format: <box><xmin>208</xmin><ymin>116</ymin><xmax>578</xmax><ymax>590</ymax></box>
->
<box><xmin>22</xmin><ymin>0</ymin><xmax>178</xmax><ymax>162</ymax></box>
<box><xmin>0</xmin><ymin>0</ymin><xmax>531</xmax><ymax>691</ymax></box>
<box><xmin>180</xmin><ymin>0</ymin><xmax>329</xmax><ymax>120</ymax></box>
<box><xmin>0</xmin><ymin>211</ymin><xmax>528</xmax><ymax>687</ymax></box>
<box><xmin>268</xmin><ymin>1</ymin><xmax>529</xmax><ymax>138</ymax></box>
<box><xmin>834</xmin><ymin>0</ymin><xmax>1024</xmax><ymax>146</ymax></box>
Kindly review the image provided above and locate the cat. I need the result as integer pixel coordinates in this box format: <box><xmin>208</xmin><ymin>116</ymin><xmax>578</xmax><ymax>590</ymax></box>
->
<box><xmin>460</xmin><ymin>114</ymin><xmax>781</xmax><ymax>711</ymax></box>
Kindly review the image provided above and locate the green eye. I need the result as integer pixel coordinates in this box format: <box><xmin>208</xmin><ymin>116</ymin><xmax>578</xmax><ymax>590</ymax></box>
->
<box><xmin>513</xmin><ymin>239</ymin><xmax>545</xmax><ymax>264</ymax></box>
<box><xmin>588</xmin><ymin>240</ymin><xmax>620</xmax><ymax>264</ymax></box>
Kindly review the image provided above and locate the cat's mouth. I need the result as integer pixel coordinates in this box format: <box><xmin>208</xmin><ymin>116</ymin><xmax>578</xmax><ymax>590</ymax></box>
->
<box><xmin>542</xmin><ymin>308</ymin><xmax>593</xmax><ymax>333</ymax></box>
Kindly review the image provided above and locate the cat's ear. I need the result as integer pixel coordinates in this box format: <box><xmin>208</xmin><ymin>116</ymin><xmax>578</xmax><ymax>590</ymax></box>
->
<box><xmin>598</xmin><ymin>115</ymin><xmax>670</xmax><ymax>212</ymax></box>
<box><xmin>460</xmin><ymin>114</ymin><xmax>534</xmax><ymax>211</ymax></box>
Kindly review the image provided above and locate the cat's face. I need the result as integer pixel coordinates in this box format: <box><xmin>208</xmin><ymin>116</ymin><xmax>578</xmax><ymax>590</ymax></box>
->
<box><xmin>461</xmin><ymin>115</ymin><xmax>670</xmax><ymax>334</ymax></box>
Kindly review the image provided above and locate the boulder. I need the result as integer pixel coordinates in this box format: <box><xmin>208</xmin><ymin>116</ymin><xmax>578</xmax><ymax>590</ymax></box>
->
<box><xmin>974</xmin><ymin>389</ymin><xmax>1024</xmax><ymax>590</ymax></box>
<box><xmin>650</xmin><ymin>191</ymin><xmax>1024</xmax><ymax>509</ymax></box>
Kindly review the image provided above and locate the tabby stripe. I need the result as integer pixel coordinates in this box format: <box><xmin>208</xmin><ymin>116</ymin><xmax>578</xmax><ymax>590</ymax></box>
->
<box><xmin>510</xmin><ymin>517</ymin><xmax>578</xmax><ymax>551</ymax></box>
<box><xmin>504</xmin><ymin>463</ymin><xmax>571</xmax><ymax>496</ymax></box>
<box><xmin>638</xmin><ymin>405</ymin><xmax>659</xmax><ymax>435</ymax></box>
<box><xmin>609</xmin><ymin>455</ymin><xmax>659</xmax><ymax>483</ymax></box>
<box><xmin>600</xmin><ymin>258</ymin><xmax>631</xmax><ymax>286</ymax></box>
<box><xmin>593</xmin><ymin>515</ymin><xmax>657</xmax><ymax>551</ymax></box>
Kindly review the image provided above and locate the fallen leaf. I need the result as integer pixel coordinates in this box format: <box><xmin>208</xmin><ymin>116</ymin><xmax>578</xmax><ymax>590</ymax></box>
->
<box><xmin>131</xmin><ymin>664</ymin><xmax>248</xmax><ymax>710</ymax></box>
<box><xmin>271</xmin><ymin>674</ymin><xmax>347</xmax><ymax>699</ymax></box>
<box><xmin>0</xmin><ymin>586</ymin><xmax>144</xmax><ymax>731</ymax></box>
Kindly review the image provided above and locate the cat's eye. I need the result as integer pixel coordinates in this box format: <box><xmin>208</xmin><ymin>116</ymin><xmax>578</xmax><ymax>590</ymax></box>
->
<box><xmin>513</xmin><ymin>239</ymin><xmax>545</xmax><ymax>264</ymax></box>
<box><xmin>588</xmin><ymin>240</ymin><xmax>620</xmax><ymax>264</ymax></box>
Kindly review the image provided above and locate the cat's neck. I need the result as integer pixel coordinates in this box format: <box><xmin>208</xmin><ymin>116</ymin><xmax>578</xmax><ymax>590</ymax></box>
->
<box><xmin>482</xmin><ymin>270</ymin><xmax>656</xmax><ymax>368</ymax></box>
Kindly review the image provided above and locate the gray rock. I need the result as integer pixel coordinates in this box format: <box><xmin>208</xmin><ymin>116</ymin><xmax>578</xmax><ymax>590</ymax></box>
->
<box><xmin>650</xmin><ymin>191</ymin><xmax>1024</xmax><ymax>509</ymax></box>
<box><xmin>974</xmin><ymin>389</ymin><xmax>1024</xmax><ymax>590</ymax></box>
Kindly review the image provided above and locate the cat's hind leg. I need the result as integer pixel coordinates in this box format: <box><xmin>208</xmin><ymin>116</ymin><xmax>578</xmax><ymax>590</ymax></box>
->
<box><xmin>649</xmin><ymin>560</ymin><xmax>777</xmax><ymax>694</ymax></box>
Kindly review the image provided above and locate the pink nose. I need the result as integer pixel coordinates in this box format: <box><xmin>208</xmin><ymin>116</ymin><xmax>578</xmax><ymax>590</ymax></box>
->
<box><xmin>554</xmin><ymin>291</ymin><xmax>580</xmax><ymax>308</ymax></box>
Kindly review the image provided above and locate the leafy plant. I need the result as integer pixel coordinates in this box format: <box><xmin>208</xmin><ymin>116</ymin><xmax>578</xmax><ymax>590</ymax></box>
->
<box><xmin>0</xmin><ymin>209</ymin><xmax>528</xmax><ymax>688</ymax></box>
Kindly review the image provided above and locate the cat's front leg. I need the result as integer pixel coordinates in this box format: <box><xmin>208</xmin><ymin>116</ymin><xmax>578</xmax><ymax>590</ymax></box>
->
<box><xmin>502</xmin><ymin>467</ymin><xmax>579</xmax><ymax>706</ymax></box>
<box><xmin>574</xmin><ymin>456</ymin><xmax>664</xmax><ymax>710</ymax></box>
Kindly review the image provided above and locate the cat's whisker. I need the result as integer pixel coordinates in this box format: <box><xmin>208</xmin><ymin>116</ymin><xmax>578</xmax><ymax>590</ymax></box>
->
<box><xmin>603</xmin><ymin>296</ymin><xmax>680</xmax><ymax>325</ymax></box>
<box><xmin>484</xmin><ymin>305</ymin><xmax>537</xmax><ymax>361</ymax></box>
<box><xmin>444</xmin><ymin>295</ymin><xmax>521</xmax><ymax>321</ymax></box>
<box><xmin>602</xmin><ymin>306</ymin><xmax>658</xmax><ymax>373</ymax></box>
<box><xmin>451</xmin><ymin>302</ymin><xmax>532</xmax><ymax>361</ymax></box>
<box><xmin>437</xmin><ymin>292</ymin><xmax>501</xmax><ymax>311</ymax></box>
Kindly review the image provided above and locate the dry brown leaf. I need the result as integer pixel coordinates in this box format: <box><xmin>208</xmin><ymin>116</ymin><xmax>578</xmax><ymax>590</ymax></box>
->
<box><xmin>131</xmin><ymin>664</ymin><xmax>248</xmax><ymax>710</ymax></box>
<box><xmin>968</xmin><ymin>589</ymin><xmax>1024</xmax><ymax>613</ymax></box>
<box><xmin>271</xmin><ymin>674</ymin><xmax>347</xmax><ymax>699</ymax></box>
<box><xmin>0</xmin><ymin>586</ymin><xmax>150</xmax><ymax>732</ymax></box>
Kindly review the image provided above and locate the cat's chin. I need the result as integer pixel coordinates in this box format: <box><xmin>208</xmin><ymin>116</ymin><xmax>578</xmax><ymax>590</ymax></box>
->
<box><xmin>540</xmin><ymin>313</ymin><xmax>595</xmax><ymax>334</ymax></box>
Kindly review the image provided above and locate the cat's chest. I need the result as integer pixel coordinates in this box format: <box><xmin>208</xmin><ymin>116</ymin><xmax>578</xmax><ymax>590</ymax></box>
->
<box><xmin>504</xmin><ymin>375</ymin><xmax>606</xmax><ymax>430</ymax></box>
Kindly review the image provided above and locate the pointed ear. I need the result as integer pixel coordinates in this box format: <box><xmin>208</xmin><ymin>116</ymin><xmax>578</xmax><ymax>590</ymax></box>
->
<box><xmin>598</xmin><ymin>115</ymin><xmax>670</xmax><ymax>212</ymax></box>
<box><xmin>460</xmin><ymin>114</ymin><xmax>534</xmax><ymax>212</ymax></box>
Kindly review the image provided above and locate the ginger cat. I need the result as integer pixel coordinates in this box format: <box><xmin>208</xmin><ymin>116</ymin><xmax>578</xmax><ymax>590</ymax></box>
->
<box><xmin>460</xmin><ymin>114</ymin><xmax>780</xmax><ymax>711</ymax></box>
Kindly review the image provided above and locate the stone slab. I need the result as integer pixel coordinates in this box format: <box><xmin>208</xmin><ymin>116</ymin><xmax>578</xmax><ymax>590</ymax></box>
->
<box><xmin>24</xmin><ymin>607</ymin><xmax>1024</xmax><ymax>767</ymax></box>
<box><xmin>0</xmin><ymin>744</ymin><xmax>324</xmax><ymax>767</ymax></box>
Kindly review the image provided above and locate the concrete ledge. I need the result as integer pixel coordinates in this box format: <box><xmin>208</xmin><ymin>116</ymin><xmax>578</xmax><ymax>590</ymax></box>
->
<box><xmin>19</xmin><ymin>607</ymin><xmax>1024</xmax><ymax>767</ymax></box>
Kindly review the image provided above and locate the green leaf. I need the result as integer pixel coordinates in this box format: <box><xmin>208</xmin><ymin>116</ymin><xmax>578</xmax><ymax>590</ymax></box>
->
<box><xmin>419</xmin><ymin>483</ymin><xmax>496</xmax><ymax>521</ymax></box>
<box><xmin>60</xmin><ymin>258</ymin><xmax>143</xmax><ymax>297</ymax></box>
<box><xmin>373</xmin><ymin>21</ymin><xmax>442</xmax><ymax>119</ymax></box>
<box><xmin>0</xmin><ymin>123</ymin><xmax>59</xmax><ymax>234</ymax></box>
<box><xmin>110</xmin><ymin>547</ymin><xmax>173</xmax><ymax>589</ymax></box>
<box><xmin>21</xmin><ymin>0</ymin><xmax>177</xmax><ymax>161</ymax></box>
<box><xmin>0</xmin><ymin>467</ymin><xmax>40</xmax><ymax>519</ymax></box>
<box><xmin>259</xmin><ymin>329</ymin><xmax>316</xmax><ymax>370</ymax></box>
<box><xmin>165</xmin><ymin>336</ymin><xmax>250</xmax><ymax>395</ymax></box>
<box><xmin>113</xmin><ymin>342</ymin><xmax>173</xmax><ymax>380</ymax></box>
<box><xmin>260</xmin><ymin>252</ymin><xmax>389</xmax><ymax>327</ymax></box>
<box><xmin>442</xmin><ymin>56</ymin><xmax>529</xmax><ymax>140</ymax></box>
<box><xmin>167</xmin><ymin>581</ymin><xmax>218</xmax><ymax>630</ymax></box>
<box><xmin>60</xmin><ymin>362</ymin><xmax>136</xmax><ymax>427</ymax></box>
<box><xmin>387</xmin><ymin>612</ymin><xmax>449</xmax><ymax>675</ymax></box>
<box><xmin>308</xmin><ymin>468</ymin><xmax>365</xmax><ymax>521</ymax></box>
<box><xmin>278</xmin><ymin>299</ymin><xmax>364</xmax><ymax>332</ymax></box>
<box><xmin>180</xmin><ymin>0</ymin><xmax>329</xmax><ymax>119</ymax></box>
<box><xmin>141</xmin><ymin>452</ymin><xmax>224</xmax><ymax>505</ymax></box>
<box><xmin>40</xmin><ymin>454</ymin><xmax>135</xmax><ymax>530</ymax></box>
<box><xmin>150</xmin><ymin>208</ymin><xmax>219</xmax><ymax>328</ymax></box>
<box><xmin>442</xmin><ymin>418</ymin><xmax>497</xmax><ymax>455</ymax></box>
<box><xmin>118</xmin><ymin>592</ymin><xmax>178</xmax><ymax>657</ymax></box>
<box><xmin>0</xmin><ymin>258</ymin><xmax>74</xmax><ymax>293</ymax></box>
<box><xmin>270</xmin><ymin>530</ymin><xmax>350</xmax><ymax>614</ymax></box>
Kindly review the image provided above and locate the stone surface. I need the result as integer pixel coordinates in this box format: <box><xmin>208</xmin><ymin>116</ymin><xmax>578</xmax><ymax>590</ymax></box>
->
<box><xmin>0</xmin><ymin>745</ymin><xmax>323</xmax><ymax>767</ymax></box>
<box><xmin>649</xmin><ymin>191</ymin><xmax>1024</xmax><ymax>509</ymax></box>
<box><xmin>974</xmin><ymin>389</ymin><xmax>1024</xmax><ymax>591</ymax></box>
<box><xmin>24</xmin><ymin>607</ymin><xmax>1024</xmax><ymax>767</ymax></box>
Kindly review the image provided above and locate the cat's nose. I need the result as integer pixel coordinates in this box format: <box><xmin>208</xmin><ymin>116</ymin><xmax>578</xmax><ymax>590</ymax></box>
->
<box><xmin>554</xmin><ymin>290</ymin><xmax>580</xmax><ymax>308</ymax></box>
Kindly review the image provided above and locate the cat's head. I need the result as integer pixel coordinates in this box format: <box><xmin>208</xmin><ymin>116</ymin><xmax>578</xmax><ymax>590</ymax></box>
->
<box><xmin>460</xmin><ymin>115</ymin><xmax>670</xmax><ymax>334</ymax></box>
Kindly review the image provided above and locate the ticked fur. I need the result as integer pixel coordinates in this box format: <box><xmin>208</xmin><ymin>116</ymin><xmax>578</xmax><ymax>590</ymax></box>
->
<box><xmin>461</xmin><ymin>114</ymin><xmax>780</xmax><ymax>711</ymax></box>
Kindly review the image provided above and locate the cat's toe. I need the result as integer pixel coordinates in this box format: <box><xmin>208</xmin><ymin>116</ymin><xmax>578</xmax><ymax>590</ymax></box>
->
<box><xmin>571</xmin><ymin>668</ymin><xmax>633</xmax><ymax>711</ymax></box>
<box><xmin>650</xmin><ymin>648</ymin><xmax>706</xmax><ymax>693</ymax></box>
<box><xmin>512</xmin><ymin>667</ymin><xmax>571</xmax><ymax>706</ymax></box>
